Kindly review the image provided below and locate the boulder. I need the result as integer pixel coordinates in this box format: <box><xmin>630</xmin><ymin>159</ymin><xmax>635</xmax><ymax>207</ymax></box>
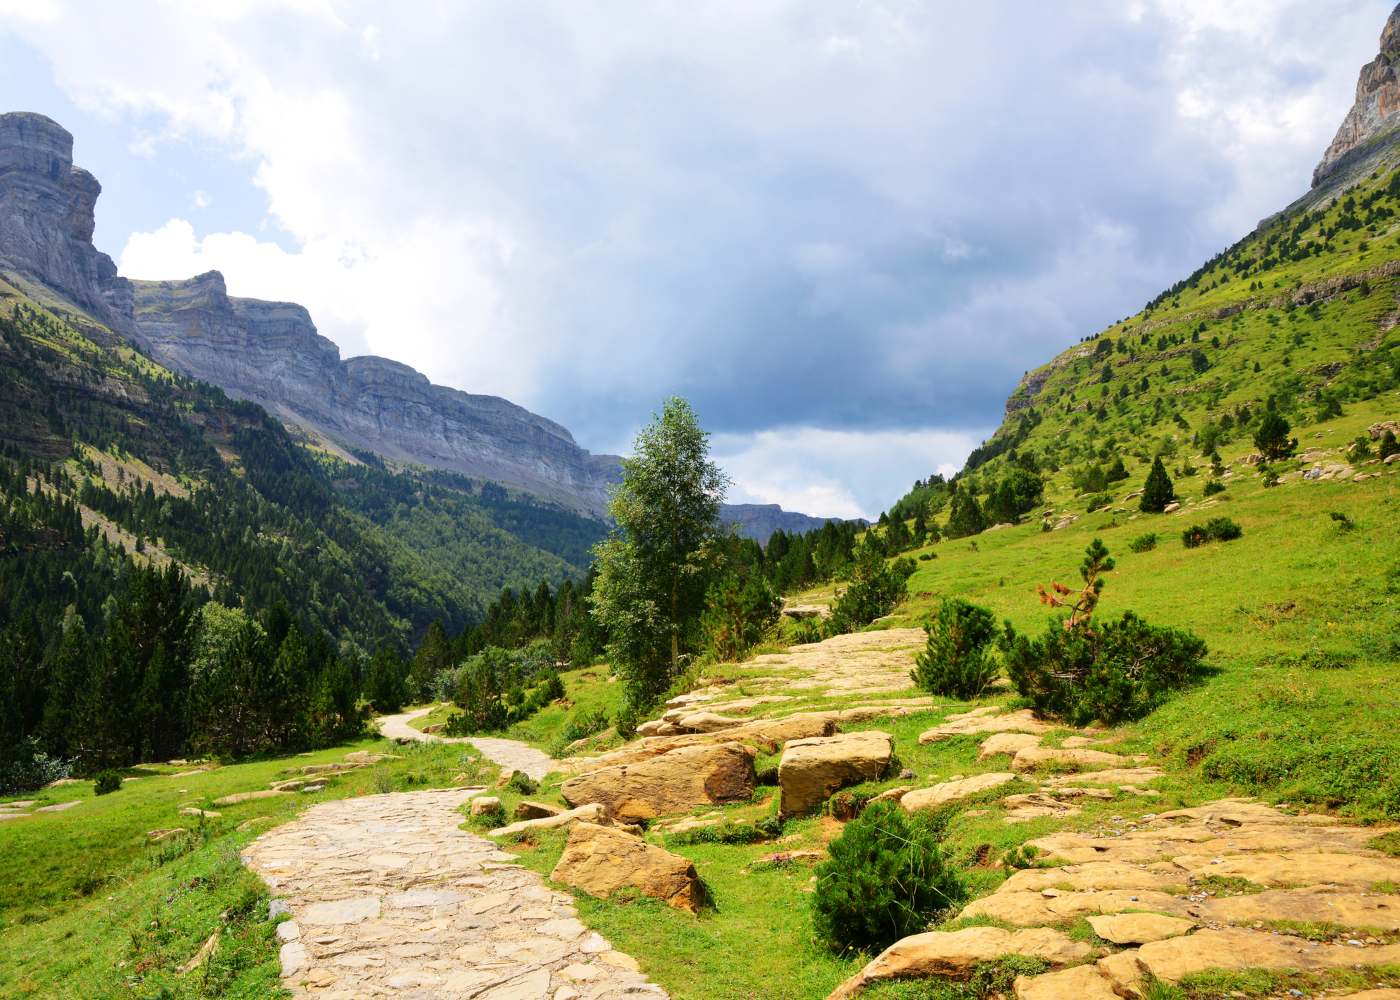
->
<box><xmin>901</xmin><ymin>772</ymin><xmax>1016</xmax><ymax>812</ymax></box>
<box><xmin>146</xmin><ymin>827</ymin><xmax>187</xmax><ymax>842</ymax></box>
<box><xmin>1011</xmin><ymin>746</ymin><xmax>1141</xmax><ymax>773</ymax></box>
<box><xmin>978</xmin><ymin>732</ymin><xmax>1042</xmax><ymax>760</ymax></box>
<box><xmin>1086</xmin><ymin>912</ymin><xmax>1194</xmax><ymax>944</ymax></box>
<box><xmin>551</xmin><ymin>822</ymin><xmax>705</xmax><ymax>913</ymax></box>
<box><xmin>778</xmin><ymin>730</ymin><xmax>894</xmax><ymax>817</ymax></box>
<box><xmin>919</xmin><ymin>709</ymin><xmax>1050</xmax><ymax>743</ymax></box>
<box><xmin>343</xmin><ymin>751</ymin><xmax>400</xmax><ymax>765</ymax></box>
<box><xmin>211</xmin><ymin>789</ymin><xmax>290</xmax><ymax>806</ymax></box>
<box><xmin>827</xmin><ymin>927</ymin><xmax>1091</xmax><ymax>998</ymax></box>
<box><xmin>513</xmin><ymin>800</ymin><xmax>563</xmax><ymax>821</ymax></box>
<box><xmin>469</xmin><ymin>796</ymin><xmax>503</xmax><ymax>817</ymax></box>
<box><xmin>560</xmin><ymin>742</ymin><xmax>755</xmax><ymax>822</ymax></box>
<box><xmin>1014</xmin><ymin>965</ymin><xmax>1120</xmax><ymax>1000</ymax></box>
<box><xmin>489</xmin><ymin>802</ymin><xmax>606</xmax><ymax>838</ymax></box>
<box><xmin>672</xmin><ymin>711</ymin><xmax>745</xmax><ymax>733</ymax></box>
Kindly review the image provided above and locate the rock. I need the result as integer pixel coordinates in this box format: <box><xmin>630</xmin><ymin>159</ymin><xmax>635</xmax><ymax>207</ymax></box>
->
<box><xmin>560</xmin><ymin>742</ymin><xmax>755</xmax><ymax>821</ymax></box>
<box><xmin>551</xmin><ymin>822</ymin><xmax>705</xmax><ymax>913</ymax></box>
<box><xmin>1011</xmin><ymin>746</ymin><xmax>1139</xmax><ymax>773</ymax></box>
<box><xmin>146</xmin><ymin>827</ymin><xmax>187</xmax><ymax>842</ymax></box>
<box><xmin>826</xmin><ymin>927</ymin><xmax>1092</xmax><ymax>998</ymax></box>
<box><xmin>211</xmin><ymin>789</ymin><xmax>289</xmax><ymax>807</ymax></box>
<box><xmin>1315</xmin><ymin>10</ymin><xmax>1400</xmax><ymax>187</ymax></box>
<box><xmin>179</xmin><ymin>930</ymin><xmax>220</xmax><ymax>974</ymax></box>
<box><xmin>782</xmin><ymin>604</ymin><xmax>831</xmax><ymax>620</ymax></box>
<box><xmin>1001</xmin><ymin>792</ymin><xmax>1082</xmax><ymax>823</ymax></box>
<box><xmin>1195</xmin><ymin>888</ymin><xmax>1400</xmax><ymax>930</ymax></box>
<box><xmin>1013</xmin><ymin>965</ymin><xmax>1119</xmax><ymax>1000</ymax></box>
<box><xmin>489</xmin><ymin>802</ymin><xmax>608</xmax><ymax>838</ymax></box>
<box><xmin>919</xmin><ymin>709</ymin><xmax>1050</xmax><ymax>743</ymax></box>
<box><xmin>901</xmin><ymin>772</ymin><xmax>1017</xmax><ymax>812</ymax></box>
<box><xmin>1087</xmin><ymin>912</ymin><xmax>1194</xmax><ymax>944</ymax></box>
<box><xmin>1371</xmin><ymin>420</ymin><xmax>1400</xmax><ymax>440</ymax></box>
<box><xmin>1135</xmin><ymin>927</ymin><xmax>1400</xmax><ymax>982</ymax></box>
<box><xmin>180</xmin><ymin>806</ymin><xmax>221</xmax><ymax>819</ymax></box>
<box><xmin>1162</xmin><ymin>502</ymin><xmax>1181</xmax><ymax>513</ymax></box>
<box><xmin>469</xmin><ymin>796</ymin><xmax>503</xmax><ymax>817</ymax></box>
<box><xmin>962</xmin><ymin>888</ymin><xmax>1188</xmax><ymax>926</ymax></box>
<box><xmin>671</xmin><ymin>711</ymin><xmax>745</xmax><ymax>733</ymax></box>
<box><xmin>1175</xmin><ymin>851</ymin><xmax>1400</xmax><ymax>888</ymax></box>
<box><xmin>867</xmin><ymin>785</ymin><xmax>912</xmax><ymax>808</ymax></box>
<box><xmin>1001</xmin><ymin>861</ymin><xmax>1188</xmax><ymax>894</ymax></box>
<box><xmin>35</xmin><ymin>800</ymin><xmax>79</xmax><ymax>812</ymax></box>
<box><xmin>778</xmin><ymin>730</ymin><xmax>894</xmax><ymax>816</ymax></box>
<box><xmin>1045</xmin><ymin>766</ymin><xmax>1163</xmax><ymax>788</ymax></box>
<box><xmin>978</xmin><ymin>732</ymin><xmax>1042</xmax><ymax>760</ymax></box>
<box><xmin>343</xmin><ymin>751</ymin><xmax>400</xmax><ymax>765</ymax></box>
<box><xmin>513</xmin><ymin>800</ymin><xmax>563</xmax><ymax>821</ymax></box>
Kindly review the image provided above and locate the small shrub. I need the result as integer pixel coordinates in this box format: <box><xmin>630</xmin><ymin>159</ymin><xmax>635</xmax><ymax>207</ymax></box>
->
<box><xmin>1182</xmin><ymin>517</ymin><xmax>1242</xmax><ymax>548</ymax></box>
<box><xmin>1128</xmin><ymin>533</ymin><xmax>1158</xmax><ymax>553</ymax></box>
<box><xmin>1084</xmin><ymin>493</ymin><xmax>1112</xmax><ymax>513</ymax></box>
<box><xmin>506</xmin><ymin>770</ymin><xmax>538</xmax><ymax>796</ymax></box>
<box><xmin>1381</xmin><ymin>429</ymin><xmax>1400</xmax><ymax>461</ymax></box>
<box><xmin>917</xmin><ymin>552</ymin><xmax>936</xmax><ymax>561</ymax></box>
<box><xmin>1259</xmin><ymin>464</ymin><xmax>1280</xmax><ymax>488</ymax></box>
<box><xmin>613</xmin><ymin>704</ymin><xmax>638</xmax><ymax>742</ymax></box>
<box><xmin>792</xmin><ymin>618</ymin><xmax>824</xmax><ymax>645</ymax></box>
<box><xmin>1002</xmin><ymin>611</ymin><xmax>1209</xmax><ymax>725</ymax></box>
<box><xmin>92</xmin><ymin>770</ymin><xmax>122</xmax><ymax>796</ymax></box>
<box><xmin>811</xmin><ymin>800</ymin><xmax>965</xmax><ymax>953</ymax></box>
<box><xmin>1328</xmin><ymin>510</ymin><xmax>1355</xmax><ymax>531</ymax></box>
<box><xmin>1203</xmin><ymin>479</ymin><xmax>1225</xmax><ymax>496</ymax></box>
<box><xmin>559</xmin><ymin>707</ymin><xmax>609</xmax><ymax>745</ymax></box>
<box><xmin>911</xmin><ymin>598</ymin><xmax>999</xmax><ymax>699</ymax></box>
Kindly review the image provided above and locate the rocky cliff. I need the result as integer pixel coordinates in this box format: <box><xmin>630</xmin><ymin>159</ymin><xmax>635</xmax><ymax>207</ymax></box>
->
<box><xmin>0</xmin><ymin>112</ymin><xmax>131</xmax><ymax>327</ymax></box>
<box><xmin>717</xmin><ymin>503</ymin><xmax>854</xmax><ymax>544</ymax></box>
<box><xmin>129</xmin><ymin>271</ymin><xmax>623</xmax><ymax>515</ymax></box>
<box><xmin>1313</xmin><ymin>3</ymin><xmax>1400</xmax><ymax>187</ymax></box>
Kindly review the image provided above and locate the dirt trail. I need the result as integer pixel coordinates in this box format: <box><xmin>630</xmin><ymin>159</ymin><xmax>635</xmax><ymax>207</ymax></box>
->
<box><xmin>243</xmin><ymin>788</ymin><xmax>666</xmax><ymax>999</ymax></box>
<box><xmin>378</xmin><ymin>707</ymin><xmax>557</xmax><ymax>782</ymax></box>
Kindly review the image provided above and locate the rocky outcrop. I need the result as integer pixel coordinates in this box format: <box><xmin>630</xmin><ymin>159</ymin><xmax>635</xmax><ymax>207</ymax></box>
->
<box><xmin>559</xmin><ymin>742</ymin><xmax>756</xmax><ymax>821</ymax></box>
<box><xmin>777</xmin><ymin>730</ymin><xmax>893</xmax><ymax>817</ymax></box>
<box><xmin>0</xmin><ymin>113</ymin><xmax>131</xmax><ymax>326</ymax></box>
<box><xmin>129</xmin><ymin>271</ymin><xmax>623</xmax><ymax>515</ymax></box>
<box><xmin>1314</xmin><ymin>4</ymin><xmax>1400</xmax><ymax>187</ymax></box>
<box><xmin>550</xmin><ymin>822</ymin><xmax>706</xmax><ymax>913</ymax></box>
<box><xmin>717</xmin><ymin>503</ymin><xmax>853</xmax><ymax>544</ymax></box>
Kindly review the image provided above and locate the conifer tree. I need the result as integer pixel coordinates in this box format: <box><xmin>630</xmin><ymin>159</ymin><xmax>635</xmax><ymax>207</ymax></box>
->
<box><xmin>945</xmin><ymin>482</ymin><xmax>987</xmax><ymax>538</ymax></box>
<box><xmin>1139</xmin><ymin>457</ymin><xmax>1176</xmax><ymax>513</ymax></box>
<box><xmin>1253</xmin><ymin>410</ymin><xmax>1297</xmax><ymax>461</ymax></box>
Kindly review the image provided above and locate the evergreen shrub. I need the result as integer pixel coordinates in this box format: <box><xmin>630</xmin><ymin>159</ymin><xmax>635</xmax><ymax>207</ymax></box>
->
<box><xmin>911</xmin><ymin>598</ymin><xmax>999</xmax><ymax>699</ymax></box>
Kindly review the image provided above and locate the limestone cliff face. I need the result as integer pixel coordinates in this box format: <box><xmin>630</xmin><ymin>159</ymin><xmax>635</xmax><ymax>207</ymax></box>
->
<box><xmin>130</xmin><ymin>272</ymin><xmax>622</xmax><ymax>515</ymax></box>
<box><xmin>1313</xmin><ymin>4</ymin><xmax>1400</xmax><ymax>187</ymax></box>
<box><xmin>0</xmin><ymin>112</ymin><xmax>131</xmax><ymax>324</ymax></box>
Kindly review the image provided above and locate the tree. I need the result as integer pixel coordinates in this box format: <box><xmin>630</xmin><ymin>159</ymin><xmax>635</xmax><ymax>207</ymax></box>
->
<box><xmin>1253</xmin><ymin>410</ymin><xmax>1297</xmax><ymax>461</ymax></box>
<box><xmin>591</xmin><ymin>397</ymin><xmax>727</xmax><ymax>707</ymax></box>
<box><xmin>911</xmin><ymin>598</ymin><xmax>999</xmax><ymax>699</ymax></box>
<box><xmin>410</xmin><ymin>621</ymin><xmax>453</xmax><ymax>700</ymax></box>
<box><xmin>944</xmin><ymin>482</ymin><xmax>987</xmax><ymax>539</ymax></box>
<box><xmin>1139</xmin><ymin>457</ymin><xmax>1176</xmax><ymax>513</ymax></box>
<box><xmin>364</xmin><ymin>645</ymin><xmax>410</xmax><ymax>714</ymax></box>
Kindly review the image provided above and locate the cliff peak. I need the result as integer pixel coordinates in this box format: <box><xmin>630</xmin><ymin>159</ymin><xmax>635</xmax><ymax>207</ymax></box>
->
<box><xmin>1312</xmin><ymin>3</ymin><xmax>1400</xmax><ymax>187</ymax></box>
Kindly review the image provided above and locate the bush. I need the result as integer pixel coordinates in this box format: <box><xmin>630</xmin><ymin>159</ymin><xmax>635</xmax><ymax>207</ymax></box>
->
<box><xmin>506</xmin><ymin>770</ymin><xmax>538</xmax><ymax>795</ymax></box>
<box><xmin>1084</xmin><ymin>493</ymin><xmax>1112</xmax><ymax>513</ymax></box>
<box><xmin>1381</xmin><ymin>430</ymin><xmax>1400</xmax><ymax>461</ymax></box>
<box><xmin>1329</xmin><ymin>510</ymin><xmax>1356</xmax><ymax>532</ymax></box>
<box><xmin>911</xmin><ymin>598</ymin><xmax>999</xmax><ymax>699</ymax></box>
<box><xmin>826</xmin><ymin>541</ymin><xmax>915</xmax><ymax>636</ymax></box>
<box><xmin>93</xmin><ymin>770</ymin><xmax>123</xmax><ymax>796</ymax></box>
<box><xmin>1127</xmin><ymin>532</ymin><xmax>1158</xmax><ymax>553</ymax></box>
<box><xmin>1182</xmin><ymin>517</ymin><xmax>1243</xmax><ymax>548</ymax></box>
<box><xmin>1001</xmin><ymin>611</ymin><xmax>1208</xmax><ymax>725</ymax></box>
<box><xmin>811</xmin><ymin>800</ymin><xmax>965</xmax><ymax>953</ymax></box>
<box><xmin>1203</xmin><ymin>479</ymin><xmax>1226</xmax><ymax>496</ymax></box>
<box><xmin>0</xmin><ymin>742</ymin><xmax>71</xmax><ymax>795</ymax></box>
<box><xmin>613</xmin><ymin>704</ymin><xmax>639</xmax><ymax>741</ymax></box>
<box><xmin>1139</xmin><ymin>457</ymin><xmax>1176</xmax><ymax>513</ymax></box>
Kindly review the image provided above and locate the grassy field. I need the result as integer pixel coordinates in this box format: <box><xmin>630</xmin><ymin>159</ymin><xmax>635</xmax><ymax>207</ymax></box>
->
<box><xmin>0</xmin><ymin>736</ymin><xmax>496</xmax><ymax>999</ymax></box>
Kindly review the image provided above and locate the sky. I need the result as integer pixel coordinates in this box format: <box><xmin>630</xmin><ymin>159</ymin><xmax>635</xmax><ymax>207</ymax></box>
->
<box><xmin>0</xmin><ymin>1</ymin><xmax>1390</xmax><ymax>519</ymax></box>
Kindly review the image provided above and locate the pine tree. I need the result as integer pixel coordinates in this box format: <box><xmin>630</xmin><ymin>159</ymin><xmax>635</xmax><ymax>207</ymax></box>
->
<box><xmin>945</xmin><ymin>483</ymin><xmax>987</xmax><ymax>538</ymax></box>
<box><xmin>1253</xmin><ymin>410</ymin><xmax>1297</xmax><ymax>461</ymax></box>
<box><xmin>1140</xmin><ymin>457</ymin><xmax>1176</xmax><ymax>513</ymax></box>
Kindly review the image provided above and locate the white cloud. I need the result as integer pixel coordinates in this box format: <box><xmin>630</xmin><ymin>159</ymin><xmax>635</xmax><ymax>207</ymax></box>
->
<box><xmin>191</xmin><ymin>190</ymin><xmax>210</xmax><ymax>209</ymax></box>
<box><xmin>713</xmin><ymin>426</ymin><xmax>984</xmax><ymax>521</ymax></box>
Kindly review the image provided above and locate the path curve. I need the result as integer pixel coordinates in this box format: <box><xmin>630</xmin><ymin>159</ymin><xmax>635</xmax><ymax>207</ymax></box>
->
<box><xmin>243</xmin><ymin>788</ymin><xmax>666</xmax><ymax>999</ymax></box>
<box><xmin>378</xmin><ymin>707</ymin><xmax>557</xmax><ymax>782</ymax></box>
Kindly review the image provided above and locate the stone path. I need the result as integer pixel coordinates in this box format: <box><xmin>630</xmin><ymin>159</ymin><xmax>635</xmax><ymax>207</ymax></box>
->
<box><xmin>243</xmin><ymin>787</ymin><xmax>666</xmax><ymax>999</ymax></box>
<box><xmin>378</xmin><ymin>708</ymin><xmax>557</xmax><ymax>782</ymax></box>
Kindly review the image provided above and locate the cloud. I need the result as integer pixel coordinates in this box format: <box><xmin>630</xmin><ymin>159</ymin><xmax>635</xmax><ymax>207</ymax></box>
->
<box><xmin>2</xmin><ymin>0</ymin><xmax>1391</xmax><ymax>512</ymax></box>
<box><xmin>713</xmin><ymin>426</ymin><xmax>983</xmax><ymax>521</ymax></box>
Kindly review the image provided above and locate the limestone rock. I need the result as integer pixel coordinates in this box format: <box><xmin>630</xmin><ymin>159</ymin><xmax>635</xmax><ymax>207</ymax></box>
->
<box><xmin>469</xmin><ymin>796</ymin><xmax>503</xmax><ymax>817</ymax></box>
<box><xmin>488</xmin><ymin>802</ymin><xmax>606</xmax><ymax>838</ymax></box>
<box><xmin>551</xmin><ymin>822</ymin><xmax>705</xmax><ymax>913</ymax></box>
<box><xmin>778</xmin><ymin>730</ymin><xmax>893</xmax><ymax>816</ymax></box>
<box><xmin>1194</xmin><ymin>888</ymin><xmax>1400</xmax><ymax>930</ymax></box>
<box><xmin>560</xmin><ymin>742</ymin><xmax>755</xmax><ymax>821</ymax></box>
<box><xmin>1011</xmin><ymin>746</ymin><xmax>1137</xmax><ymax>773</ymax></box>
<box><xmin>1314</xmin><ymin>6</ymin><xmax>1400</xmax><ymax>187</ymax></box>
<box><xmin>671</xmin><ymin>711</ymin><xmax>745</xmax><ymax>733</ymax></box>
<box><xmin>900</xmin><ymin>772</ymin><xmax>1016</xmax><ymax>812</ymax></box>
<box><xmin>827</xmin><ymin>927</ymin><xmax>1091</xmax><ymax>998</ymax></box>
<box><xmin>1134</xmin><ymin>927</ymin><xmax>1400</xmax><ymax>982</ymax></box>
<box><xmin>513</xmin><ymin>800</ymin><xmax>563</xmax><ymax>821</ymax></box>
<box><xmin>978</xmin><ymin>732</ymin><xmax>1042</xmax><ymax>760</ymax></box>
<box><xmin>919</xmin><ymin>709</ymin><xmax>1050</xmax><ymax>743</ymax></box>
<box><xmin>1086</xmin><ymin>912</ymin><xmax>1194</xmax><ymax>945</ymax></box>
<box><xmin>962</xmin><ymin>888</ymin><xmax>1188</xmax><ymax>926</ymax></box>
<box><xmin>1013</xmin><ymin>965</ymin><xmax>1119</xmax><ymax>1000</ymax></box>
<box><xmin>211</xmin><ymin>789</ymin><xmax>290</xmax><ymax>807</ymax></box>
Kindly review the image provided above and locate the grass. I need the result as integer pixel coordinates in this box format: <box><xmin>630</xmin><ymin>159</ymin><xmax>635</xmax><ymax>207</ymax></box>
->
<box><xmin>0</xmin><ymin>734</ymin><xmax>496</xmax><ymax>998</ymax></box>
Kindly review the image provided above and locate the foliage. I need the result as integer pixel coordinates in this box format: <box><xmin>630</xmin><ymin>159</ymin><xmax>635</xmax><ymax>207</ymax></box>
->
<box><xmin>1182</xmin><ymin>517</ymin><xmax>1244</xmax><ymax>548</ymax></box>
<box><xmin>1203</xmin><ymin>479</ymin><xmax>1226</xmax><ymax>496</ymax></box>
<box><xmin>590</xmin><ymin>397</ymin><xmax>727</xmax><ymax>708</ymax></box>
<box><xmin>911</xmin><ymin>599</ymin><xmax>1000</xmax><ymax>699</ymax></box>
<box><xmin>827</xmin><ymin>539</ymin><xmax>916</xmax><ymax>635</ymax></box>
<box><xmin>944</xmin><ymin>482</ymin><xmax>987</xmax><ymax>539</ymax></box>
<box><xmin>92</xmin><ymin>769</ymin><xmax>122</xmax><ymax>796</ymax></box>
<box><xmin>1036</xmin><ymin>538</ymin><xmax>1114</xmax><ymax>629</ymax></box>
<box><xmin>1253</xmin><ymin>410</ymin><xmax>1297</xmax><ymax>461</ymax></box>
<box><xmin>701</xmin><ymin>555</ymin><xmax>781</xmax><ymax>662</ymax></box>
<box><xmin>1140</xmin><ymin>457</ymin><xmax>1176</xmax><ymax>513</ymax></box>
<box><xmin>1329</xmin><ymin>510</ymin><xmax>1356</xmax><ymax>531</ymax></box>
<box><xmin>1381</xmin><ymin>430</ymin><xmax>1400</xmax><ymax>461</ymax></box>
<box><xmin>811</xmin><ymin>800</ymin><xmax>965</xmax><ymax>953</ymax></box>
<box><xmin>1128</xmin><ymin>532</ymin><xmax>1158</xmax><ymax>553</ymax></box>
<box><xmin>983</xmin><ymin>467</ymin><xmax>1044</xmax><ymax>525</ymax></box>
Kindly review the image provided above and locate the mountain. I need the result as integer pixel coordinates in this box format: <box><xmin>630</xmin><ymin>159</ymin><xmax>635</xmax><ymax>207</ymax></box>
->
<box><xmin>717</xmin><ymin>503</ymin><xmax>858</xmax><ymax>544</ymax></box>
<box><xmin>883</xmin><ymin>6</ymin><xmax>1400</xmax><ymax>512</ymax></box>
